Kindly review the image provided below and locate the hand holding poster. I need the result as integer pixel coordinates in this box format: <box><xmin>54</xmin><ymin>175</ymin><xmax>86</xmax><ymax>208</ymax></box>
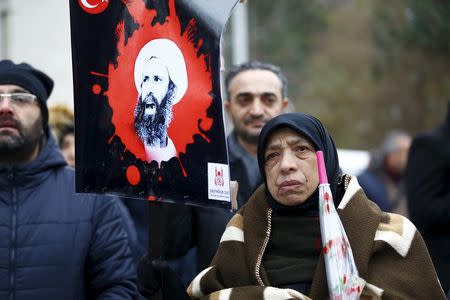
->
<box><xmin>70</xmin><ymin>0</ymin><xmax>239</xmax><ymax>208</ymax></box>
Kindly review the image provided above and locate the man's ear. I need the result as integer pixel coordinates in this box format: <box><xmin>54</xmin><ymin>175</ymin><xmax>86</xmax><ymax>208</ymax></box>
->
<box><xmin>224</xmin><ymin>100</ymin><xmax>230</xmax><ymax>113</ymax></box>
<box><xmin>282</xmin><ymin>98</ymin><xmax>289</xmax><ymax>110</ymax></box>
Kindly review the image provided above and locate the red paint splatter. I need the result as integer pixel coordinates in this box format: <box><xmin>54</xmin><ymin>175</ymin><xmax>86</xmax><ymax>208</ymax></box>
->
<box><xmin>325</xmin><ymin>192</ymin><xmax>330</xmax><ymax>201</ymax></box>
<box><xmin>106</xmin><ymin>0</ymin><xmax>213</xmax><ymax>165</ymax></box>
<box><xmin>326</xmin><ymin>203</ymin><xmax>330</xmax><ymax>213</ymax></box>
<box><xmin>90</xmin><ymin>71</ymin><xmax>109</xmax><ymax>78</ymax></box>
<box><xmin>92</xmin><ymin>84</ymin><xmax>102</xmax><ymax>95</ymax></box>
<box><xmin>323</xmin><ymin>245</ymin><xmax>329</xmax><ymax>254</ymax></box>
<box><xmin>126</xmin><ymin>165</ymin><xmax>141</xmax><ymax>185</ymax></box>
<box><xmin>343</xmin><ymin>274</ymin><xmax>347</xmax><ymax>285</ymax></box>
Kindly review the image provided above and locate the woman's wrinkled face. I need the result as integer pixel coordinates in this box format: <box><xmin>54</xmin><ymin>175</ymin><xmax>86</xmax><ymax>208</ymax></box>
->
<box><xmin>264</xmin><ymin>127</ymin><xmax>319</xmax><ymax>206</ymax></box>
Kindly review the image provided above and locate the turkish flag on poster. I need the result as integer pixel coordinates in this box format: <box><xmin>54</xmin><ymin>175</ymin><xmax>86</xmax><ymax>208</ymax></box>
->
<box><xmin>69</xmin><ymin>0</ymin><xmax>239</xmax><ymax>208</ymax></box>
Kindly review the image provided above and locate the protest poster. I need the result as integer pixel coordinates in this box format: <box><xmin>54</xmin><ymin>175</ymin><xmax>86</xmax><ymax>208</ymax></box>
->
<box><xmin>70</xmin><ymin>0</ymin><xmax>239</xmax><ymax>208</ymax></box>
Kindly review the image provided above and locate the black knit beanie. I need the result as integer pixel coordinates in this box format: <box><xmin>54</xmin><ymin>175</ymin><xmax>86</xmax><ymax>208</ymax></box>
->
<box><xmin>0</xmin><ymin>60</ymin><xmax>54</xmax><ymax>134</ymax></box>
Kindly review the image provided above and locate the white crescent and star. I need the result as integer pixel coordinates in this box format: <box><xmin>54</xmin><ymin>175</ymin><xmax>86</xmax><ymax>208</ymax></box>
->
<box><xmin>80</xmin><ymin>0</ymin><xmax>99</xmax><ymax>9</ymax></box>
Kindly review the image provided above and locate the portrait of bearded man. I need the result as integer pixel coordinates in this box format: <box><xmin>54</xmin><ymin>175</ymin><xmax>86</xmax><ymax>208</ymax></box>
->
<box><xmin>134</xmin><ymin>39</ymin><xmax>188</xmax><ymax>165</ymax></box>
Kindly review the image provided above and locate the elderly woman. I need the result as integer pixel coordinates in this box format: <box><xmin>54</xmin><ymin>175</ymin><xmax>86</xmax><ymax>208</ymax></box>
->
<box><xmin>187</xmin><ymin>112</ymin><xmax>444</xmax><ymax>299</ymax></box>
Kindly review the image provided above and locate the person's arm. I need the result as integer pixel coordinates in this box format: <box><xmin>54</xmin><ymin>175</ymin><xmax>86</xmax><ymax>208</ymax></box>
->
<box><xmin>116</xmin><ymin>197</ymin><xmax>143</xmax><ymax>262</ymax></box>
<box><xmin>136</xmin><ymin>256</ymin><xmax>310</xmax><ymax>300</ymax></box>
<box><xmin>187</xmin><ymin>212</ymin><xmax>310</xmax><ymax>300</ymax></box>
<box><xmin>188</xmin><ymin>271</ymin><xmax>310</xmax><ymax>300</ymax></box>
<box><xmin>363</xmin><ymin>214</ymin><xmax>445</xmax><ymax>299</ymax></box>
<box><xmin>87</xmin><ymin>196</ymin><xmax>138</xmax><ymax>299</ymax></box>
<box><xmin>406</xmin><ymin>135</ymin><xmax>450</xmax><ymax>229</ymax></box>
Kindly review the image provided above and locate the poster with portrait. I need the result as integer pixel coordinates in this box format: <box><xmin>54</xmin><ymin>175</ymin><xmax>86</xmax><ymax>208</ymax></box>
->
<box><xmin>69</xmin><ymin>0</ymin><xmax>239</xmax><ymax>208</ymax></box>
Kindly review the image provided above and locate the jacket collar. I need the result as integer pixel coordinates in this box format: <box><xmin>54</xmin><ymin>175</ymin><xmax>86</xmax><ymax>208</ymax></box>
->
<box><xmin>0</xmin><ymin>134</ymin><xmax>67</xmax><ymax>187</ymax></box>
<box><xmin>228</xmin><ymin>131</ymin><xmax>251</xmax><ymax>162</ymax></box>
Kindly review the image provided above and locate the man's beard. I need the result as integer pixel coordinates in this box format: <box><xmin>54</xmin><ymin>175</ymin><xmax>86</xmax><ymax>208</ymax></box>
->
<box><xmin>134</xmin><ymin>87</ymin><xmax>175</xmax><ymax>148</ymax></box>
<box><xmin>235</xmin><ymin>116</ymin><xmax>269</xmax><ymax>145</ymax></box>
<box><xmin>0</xmin><ymin>114</ymin><xmax>44</xmax><ymax>164</ymax></box>
<box><xmin>237</xmin><ymin>129</ymin><xmax>260</xmax><ymax>145</ymax></box>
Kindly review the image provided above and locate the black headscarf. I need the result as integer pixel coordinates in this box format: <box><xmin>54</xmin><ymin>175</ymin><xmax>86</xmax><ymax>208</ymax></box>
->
<box><xmin>257</xmin><ymin>113</ymin><xmax>341</xmax><ymax>215</ymax></box>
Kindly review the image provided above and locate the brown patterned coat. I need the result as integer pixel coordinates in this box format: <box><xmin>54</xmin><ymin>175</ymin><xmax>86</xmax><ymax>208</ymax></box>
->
<box><xmin>188</xmin><ymin>176</ymin><xmax>445</xmax><ymax>300</ymax></box>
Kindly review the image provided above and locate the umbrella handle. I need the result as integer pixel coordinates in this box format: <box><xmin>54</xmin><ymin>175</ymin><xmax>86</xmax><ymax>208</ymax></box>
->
<box><xmin>316</xmin><ymin>151</ymin><xmax>328</xmax><ymax>184</ymax></box>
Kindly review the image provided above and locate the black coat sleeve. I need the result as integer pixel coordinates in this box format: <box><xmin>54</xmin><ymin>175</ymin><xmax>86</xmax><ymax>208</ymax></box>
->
<box><xmin>86</xmin><ymin>196</ymin><xmax>138</xmax><ymax>299</ymax></box>
<box><xmin>406</xmin><ymin>133</ymin><xmax>450</xmax><ymax>231</ymax></box>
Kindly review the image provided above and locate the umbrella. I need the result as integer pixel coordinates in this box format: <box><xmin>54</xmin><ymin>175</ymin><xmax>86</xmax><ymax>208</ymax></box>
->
<box><xmin>317</xmin><ymin>151</ymin><xmax>365</xmax><ymax>299</ymax></box>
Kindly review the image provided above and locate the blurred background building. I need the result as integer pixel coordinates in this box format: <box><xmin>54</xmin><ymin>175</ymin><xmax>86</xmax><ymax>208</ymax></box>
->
<box><xmin>0</xmin><ymin>0</ymin><xmax>73</xmax><ymax>109</ymax></box>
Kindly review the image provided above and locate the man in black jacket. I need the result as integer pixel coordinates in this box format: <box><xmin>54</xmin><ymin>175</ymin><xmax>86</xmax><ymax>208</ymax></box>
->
<box><xmin>405</xmin><ymin>101</ymin><xmax>450</xmax><ymax>295</ymax></box>
<box><xmin>0</xmin><ymin>60</ymin><xmax>138</xmax><ymax>299</ymax></box>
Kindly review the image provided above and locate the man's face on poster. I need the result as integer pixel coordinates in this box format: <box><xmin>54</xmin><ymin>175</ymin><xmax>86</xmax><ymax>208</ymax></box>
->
<box><xmin>134</xmin><ymin>57</ymin><xmax>176</xmax><ymax>147</ymax></box>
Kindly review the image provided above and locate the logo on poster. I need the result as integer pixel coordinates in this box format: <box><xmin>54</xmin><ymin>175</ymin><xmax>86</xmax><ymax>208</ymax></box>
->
<box><xmin>78</xmin><ymin>0</ymin><xmax>109</xmax><ymax>14</ymax></box>
<box><xmin>208</xmin><ymin>163</ymin><xmax>230</xmax><ymax>202</ymax></box>
<box><xmin>214</xmin><ymin>167</ymin><xmax>224</xmax><ymax>186</ymax></box>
